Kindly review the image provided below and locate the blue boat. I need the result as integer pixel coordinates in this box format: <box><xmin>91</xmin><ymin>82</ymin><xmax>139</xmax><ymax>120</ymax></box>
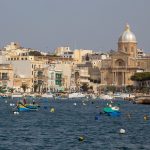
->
<box><xmin>17</xmin><ymin>103</ymin><xmax>38</xmax><ymax>112</ymax></box>
<box><xmin>107</xmin><ymin>111</ymin><xmax>121</xmax><ymax>117</ymax></box>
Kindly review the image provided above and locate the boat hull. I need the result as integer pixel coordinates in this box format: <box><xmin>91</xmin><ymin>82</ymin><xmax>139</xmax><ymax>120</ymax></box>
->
<box><xmin>17</xmin><ymin>104</ymin><xmax>38</xmax><ymax>112</ymax></box>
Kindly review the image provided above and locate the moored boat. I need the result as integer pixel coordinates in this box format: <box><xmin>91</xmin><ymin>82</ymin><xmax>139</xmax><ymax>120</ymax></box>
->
<box><xmin>41</xmin><ymin>92</ymin><xmax>54</xmax><ymax>98</ymax></box>
<box><xmin>99</xmin><ymin>94</ymin><xmax>113</xmax><ymax>100</ymax></box>
<box><xmin>17</xmin><ymin>103</ymin><xmax>38</xmax><ymax>112</ymax></box>
<box><xmin>68</xmin><ymin>92</ymin><xmax>86</xmax><ymax>99</ymax></box>
<box><xmin>12</xmin><ymin>93</ymin><xmax>23</xmax><ymax>98</ymax></box>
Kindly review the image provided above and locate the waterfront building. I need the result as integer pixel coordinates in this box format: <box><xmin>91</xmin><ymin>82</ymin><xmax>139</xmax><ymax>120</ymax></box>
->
<box><xmin>0</xmin><ymin>64</ymin><xmax>13</xmax><ymax>88</ymax></box>
<box><xmin>47</xmin><ymin>61</ymin><xmax>73</xmax><ymax>92</ymax></box>
<box><xmin>47</xmin><ymin>64</ymin><xmax>63</xmax><ymax>92</ymax></box>
<box><xmin>74</xmin><ymin>63</ymin><xmax>91</xmax><ymax>90</ymax></box>
<box><xmin>0</xmin><ymin>42</ymin><xmax>47</xmax><ymax>92</ymax></box>
<box><xmin>100</xmin><ymin>24</ymin><xmax>150</xmax><ymax>87</ymax></box>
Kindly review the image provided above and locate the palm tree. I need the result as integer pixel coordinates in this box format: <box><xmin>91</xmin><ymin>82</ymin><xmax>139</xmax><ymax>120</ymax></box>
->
<box><xmin>21</xmin><ymin>84</ymin><xmax>28</xmax><ymax>93</ymax></box>
<box><xmin>34</xmin><ymin>84</ymin><xmax>38</xmax><ymax>93</ymax></box>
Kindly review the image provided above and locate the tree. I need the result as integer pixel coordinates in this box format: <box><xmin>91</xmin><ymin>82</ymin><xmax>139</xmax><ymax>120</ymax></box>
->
<box><xmin>28</xmin><ymin>51</ymin><xmax>42</xmax><ymax>56</ymax></box>
<box><xmin>131</xmin><ymin>72</ymin><xmax>150</xmax><ymax>81</ymax></box>
<box><xmin>106</xmin><ymin>85</ymin><xmax>116</xmax><ymax>93</ymax></box>
<box><xmin>80</xmin><ymin>83</ymin><xmax>89</xmax><ymax>92</ymax></box>
<box><xmin>34</xmin><ymin>84</ymin><xmax>38</xmax><ymax>93</ymax></box>
<box><xmin>21</xmin><ymin>84</ymin><xmax>28</xmax><ymax>93</ymax></box>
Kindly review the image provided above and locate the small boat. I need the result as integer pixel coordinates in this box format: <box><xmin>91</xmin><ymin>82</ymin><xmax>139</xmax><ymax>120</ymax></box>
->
<box><xmin>107</xmin><ymin>111</ymin><xmax>121</xmax><ymax>117</ymax></box>
<box><xmin>111</xmin><ymin>106</ymin><xmax>119</xmax><ymax>111</ymax></box>
<box><xmin>114</xmin><ymin>93</ymin><xmax>135</xmax><ymax>99</ymax></box>
<box><xmin>103</xmin><ymin>103</ymin><xmax>120</xmax><ymax>113</ymax></box>
<box><xmin>17</xmin><ymin>103</ymin><xmax>38</xmax><ymax>112</ymax></box>
<box><xmin>12</xmin><ymin>93</ymin><xmax>23</xmax><ymax>98</ymax></box>
<box><xmin>103</xmin><ymin>107</ymin><xmax>116</xmax><ymax>113</ymax></box>
<box><xmin>99</xmin><ymin>94</ymin><xmax>113</xmax><ymax>100</ymax></box>
<box><xmin>41</xmin><ymin>92</ymin><xmax>54</xmax><ymax>98</ymax></box>
<box><xmin>68</xmin><ymin>92</ymin><xmax>86</xmax><ymax>99</ymax></box>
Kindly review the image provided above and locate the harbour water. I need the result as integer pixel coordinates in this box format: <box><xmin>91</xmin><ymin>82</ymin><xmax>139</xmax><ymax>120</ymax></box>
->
<box><xmin>0</xmin><ymin>98</ymin><xmax>150</xmax><ymax>150</ymax></box>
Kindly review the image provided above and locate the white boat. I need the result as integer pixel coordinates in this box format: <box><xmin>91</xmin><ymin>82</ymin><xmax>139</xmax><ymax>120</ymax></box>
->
<box><xmin>113</xmin><ymin>93</ymin><xmax>135</xmax><ymax>99</ymax></box>
<box><xmin>107</xmin><ymin>103</ymin><xmax>120</xmax><ymax>111</ymax></box>
<box><xmin>99</xmin><ymin>94</ymin><xmax>113</xmax><ymax>100</ymax></box>
<box><xmin>41</xmin><ymin>93</ymin><xmax>54</xmax><ymax>98</ymax></box>
<box><xmin>111</xmin><ymin>106</ymin><xmax>120</xmax><ymax>111</ymax></box>
<box><xmin>12</xmin><ymin>93</ymin><xmax>23</xmax><ymax>98</ymax></box>
<box><xmin>68</xmin><ymin>93</ymin><xmax>86</xmax><ymax>99</ymax></box>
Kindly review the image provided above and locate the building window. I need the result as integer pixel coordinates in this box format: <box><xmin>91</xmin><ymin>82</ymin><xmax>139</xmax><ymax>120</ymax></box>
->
<box><xmin>125</xmin><ymin>47</ymin><xmax>128</xmax><ymax>52</ymax></box>
<box><xmin>2</xmin><ymin>73</ymin><xmax>8</xmax><ymax>80</ymax></box>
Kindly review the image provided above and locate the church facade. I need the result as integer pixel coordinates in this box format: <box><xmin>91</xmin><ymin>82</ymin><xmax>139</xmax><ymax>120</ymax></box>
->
<box><xmin>100</xmin><ymin>24</ymin><xmax>150</xmax><ymax>87</ymax></box>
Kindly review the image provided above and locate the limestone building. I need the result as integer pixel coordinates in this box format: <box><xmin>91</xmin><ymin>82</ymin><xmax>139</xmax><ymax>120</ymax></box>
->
<box><xmin>101</xmin><ymin>24</ymin><xmax>150</xmax><ymax>87</ymax></box>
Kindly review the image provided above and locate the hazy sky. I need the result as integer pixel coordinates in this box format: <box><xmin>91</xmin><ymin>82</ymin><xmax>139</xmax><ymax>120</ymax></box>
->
<box><xmin>0</xmin><ymin>0</ymin><xmax>149</xmax><ymax>53</ymax></box>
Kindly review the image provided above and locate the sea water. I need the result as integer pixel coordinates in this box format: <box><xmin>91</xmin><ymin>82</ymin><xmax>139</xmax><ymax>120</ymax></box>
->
<box><xmin>0</xmin><ymin>98</ymin><xmax>149</xmax><ymax>150</ymax></box>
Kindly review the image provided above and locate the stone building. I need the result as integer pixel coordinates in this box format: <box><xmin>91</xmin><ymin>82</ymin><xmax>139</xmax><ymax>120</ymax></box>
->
<box><xmin>101</xmin><ymin>24</ymin><xmax>150</xmax><ymax>87</ymax></box>
<box><xmin>0</xmin><ymin>64</ymin><xmax>13</xmax><ymax>88</ymax></box>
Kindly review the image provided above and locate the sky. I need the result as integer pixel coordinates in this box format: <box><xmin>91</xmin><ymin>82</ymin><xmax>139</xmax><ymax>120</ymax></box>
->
<box><xmin>0</xmin><ymin>0</ymin><xmax>149</xmax><ymax>53</ymax></box>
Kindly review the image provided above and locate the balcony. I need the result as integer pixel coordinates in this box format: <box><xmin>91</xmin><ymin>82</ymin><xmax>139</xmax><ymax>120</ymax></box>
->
<box><xmin>80</xmin><ymin>78</ymin><xmax>90</xmax><ymax>83</ymax></box>
<box><xmin>0</xmin><ymin>77</ymin><xmax>9</xmax><ymax>80</ymax></box>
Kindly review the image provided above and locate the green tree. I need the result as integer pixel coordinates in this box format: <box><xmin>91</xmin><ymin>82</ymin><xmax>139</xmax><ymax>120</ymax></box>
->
<box><xmin>80</xmin><ymin>83</ymin><xmax>89</xmax><ymax>92</ymax></box>
<box><xmin>28</xmin><ymin>51</ymin><xmax>42</xmax><ymax>56</ymax></box>
<box><xmin>21</xmin><ymin>84</ymin><xmax>28</xmax><ymax>93</ymax></box>
<box><xmin>131</xmin><ymin>72</ymin><xmax>150</xmax><ymax>81</ymax></box>
<box><xmin>106</xmin><ymin>85</ymin><xmax>116</xmax><ymax>93</ymax></box>
<box><xmin>34</xmin><ymin>84</ymin><xmax>39</xmax><ymax>93</ymax></box>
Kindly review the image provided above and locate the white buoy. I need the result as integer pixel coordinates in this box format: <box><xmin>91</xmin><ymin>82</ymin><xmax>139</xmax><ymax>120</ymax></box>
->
<box><xmin>5</xmin><ymin>100</ymin><xmax>8</xmax><ymax>103</ymax></box>
<box><xmin>73</xmin><ymin>103</ymin><xmax>77</xmax><ymax>106</ymax></box>
<box><xmin>119</xmin><ymin>128</ymin><xmax>125</xmax><ymax>134</ymax></box>
<box><xmin>83</xmin><ymin>103</ymin><xmax>86</xmax><ymax>106</ymax></box>
<box><xmin>10</xmin><ymin>103</ymin><xmax>15</xmax><ymax>106</ymax></box>
<box><xmin>14</xmin><ymin>111</ymin><xmax>19</xmax><ymax>115</ymax></box>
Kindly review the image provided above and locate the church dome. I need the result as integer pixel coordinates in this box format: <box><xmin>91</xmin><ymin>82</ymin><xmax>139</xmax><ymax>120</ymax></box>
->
<box><xmin>118</xmin><ymin>24</ymin><xmax>137</xmax><ymax>43</ymax></box>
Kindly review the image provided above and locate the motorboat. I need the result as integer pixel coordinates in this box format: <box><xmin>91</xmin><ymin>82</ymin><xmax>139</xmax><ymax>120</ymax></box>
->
<box><xmin>17</xmin><ymin>103</ymin><xmax>38</xmax><ymax>112</ymax></box>
<box><xmin>41</xmin><ymin>92</ymin><xmax>54</xmax><ymax>98</ymax></box>
<box><xmin>12</xmin><ymin>93</ymin><xmax>23</xmax><ymax>98</ymax></box>
<box><xmin>68</xmin><ymin>92</ymin><xmax>86</xmax><ymax>99</ymax></box>
<box><xmin>99</xmin><ymin>94</ymin><xmax>113</xmax><ymax>100</ymax></box>
<box><xmin>113</xmin><ymin>93</ymin><xmax>135</xmax><ymax>99</ymax></box>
